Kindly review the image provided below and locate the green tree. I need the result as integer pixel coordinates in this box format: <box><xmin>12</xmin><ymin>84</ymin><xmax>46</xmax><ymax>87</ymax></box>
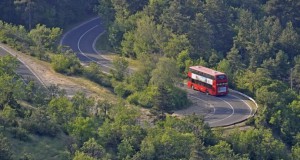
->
<box><xmin>261</xmin><ymin>50</ymin><xmax>289</xmax><ymax>79</ymax></box>
<box><xmin>0</xmin><ymin>105</ymin><xmax>17</xmax><ymax>127</ymax></box>
<box><xmin>133</xmin><ymin>16</ymin><xmax>165</xmax><ymax>57</ymax></box>
<box><xmin>73</xmin><ymin>151</ymin><xmax>95</xmax><ymax>160</ymax></box>
<box><xmin>23</xmin><ymin>108</ymin><xmax>58</xmax><ymax>136</ymax></box>
<box><xmin>29</xmin><ymin>24</ymin><xmax>62</xmax><ymax>52</ymax></box>
<box><xmin>118</xmin><ymin>139</ymin><xmax>135</xmax><ymax>159</ymax></box>
<box><xmin>98</xmin><ymin>105</ymin><xmax>140</xmax><ymax>152</ymax></box>
<box><xmin>14</xmin><ymin>0</ymin><xmax>35</xmax><ymax>29</ymax></box>
<box><xmin>229</xmin><ymin>128</ymin><xmax>287</xmax><ymax>160</ymax></box>
<box><xmin>278</xmin><ymin>22</ymin><xmax>300</xmax><ymax>61</ymax></box>
<box><xmin>264</xmin><ymin>0</ymin><xmax>300</xmax><ymax>26</ymax></box>
<box><xmin>204</xmin><ymin>0</ymin><xmax>233</xmax><ymax>53</ymax></box>
<box><xmin>95</xmin><ymin>100</ymin><xmax>112</xmax><ymax>119</ymax></box>
<box><xmin>208</xmin><ymin>50</ymin><xmax>221</xmax><ymax>67</ymax></box>
<box><xmin>217</xmin><ymin>59</ymin><xmax>234</xmax><ymax>87</ymax></box>
<box><xmin>95</xmin><ymin>0</ymin><xmax>116</xmax><ymax>26</ymax></box>
<box><xmin>291</xmin><ymin>56</ymin><xmax>300</xmax><ymax>91</ymax></box>
<box><xmin>226</xmin><ymin>45</ymin><xmax>244</xmax><ymax>71</ymax></box>
<box><xmin>138</xmin><ymin>125</ymin><xmax>195</xmax><ymax>160</ymax></box>
<box><xmin>236</xmin><ymin>68</ymin><xmax>271</xmax><ymax>94</ymax></box>
<box><xmin>51</xmin><ymin>53</ymin><xmax>82</xmax><ymax>75</ymax></box>
<box><xmin>207</xmin><ymin>141</ymin><xmax>245</xmax><ymax>160</ymax></box>
<box><xmin>160</xmin><ymin>0</ymin><xmax>190</xmax><ymax>34</ymax></box>
<box><xmin>68</xmin><ymin>117</ymin><xmax>96</xmax><ymax>142</ymax></box>
<box><xmin>292</xmin><ymin>144</ymin><xmax>300</xmax><ymax>160</ymax></box>
<box><xmin>176</xmin><ymin>49</ymin><xmax>191</xmax><ymax>73</ymax></box>
<box><xmin>151</xmin><ymin>85</ymin><xmax>172</xmax><ymax>118</ymax></box>
<box><xmin>71</xmin><ymin>92</ymin><xmax>94</xmax><ymax>118</ymax></box>
<box><xmin>0</xmin><ymin>55</ymin><xmax>19</xmax><ymax>76</ymax></box>
<box><xmin>121</xmin><ymin>31</ymin><xmax>136</xmax><ymax>58</ymax></box>
<box><xmin>150</xmin><ymin>57</ymin><xmax>179</xmax><ymax>87</ymax></box>
<box><xmin>80</xmin><ymin>138</ymin><xmax>106</xmax><ymax>159</ymax></box>
<box><xmin>0</xmin><ymin>74</ymin><xmax>23</xmax><ymax>109</ymax></box>
<box><xmin>188</xmin><ymin>13</ymin><xmax>212</xmax><ymax>58</ymax></box>
<box><xmin>47</xmin><ymin>96</ymin><xmax>73</xmax><ymax>125</ymax></box>
<box><xmin>111</xmin><ymin>56</ymin><xmax>128</xmax><ymax>81</ymax></box>
<box><xmin>0</xmin><ymin>134</ymin><xmax>12</xmax><ymax>160</ymax></box>
<box><xmin>163</xmin><ymin>34</ymin><xmax>191</xmax><ymax>58</ymax></box>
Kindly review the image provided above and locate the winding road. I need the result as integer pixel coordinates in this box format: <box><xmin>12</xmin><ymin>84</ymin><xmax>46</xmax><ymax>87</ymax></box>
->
<box><xmin>0</xmin><ymin>46</ymin><xmax>45</xmax><ymax>87</ymax></box>
<box><xmin>60</xmin><ymin>17</ymin><xmax>254</xmax><ymax>127</ymax></box>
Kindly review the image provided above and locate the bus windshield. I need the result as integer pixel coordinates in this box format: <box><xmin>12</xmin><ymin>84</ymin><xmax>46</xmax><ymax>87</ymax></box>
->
<box><xmin>216</xmin><ymin>75</ymin><xmax>226</xmax><ymax>80</ymax></box>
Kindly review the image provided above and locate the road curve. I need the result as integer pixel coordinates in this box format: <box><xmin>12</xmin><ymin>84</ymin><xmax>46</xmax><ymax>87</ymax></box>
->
<box><xmin>60</xmin><ymin>17</ymin><xmax>253</xmax><ymax>127</ymax></box>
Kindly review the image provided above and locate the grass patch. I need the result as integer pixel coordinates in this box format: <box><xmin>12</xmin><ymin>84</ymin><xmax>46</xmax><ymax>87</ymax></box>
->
<box><xmin>9</xmin><ymin>132</ymin><xmax>70</xmax><ymax>160</ymax></box>
<box><xmin>68</xmin><ymin>76</ymin><xmax>118</xmax><ymax>102</ymax></box>
<box><xmin>101</xmin><ymin>54</ymin><xmax>143</xmax><ymax>71</ymax></box>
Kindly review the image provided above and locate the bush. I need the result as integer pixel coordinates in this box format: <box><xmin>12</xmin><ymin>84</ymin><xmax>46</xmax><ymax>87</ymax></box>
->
<box><xmin>22</xmin><ymin>109</ymin><xmax>59</xmax><ymax>137</ymax></box>
<box><xmin>51</xmin><ymin>54</ymin><xmax>82</xmax><ymax>75</ymax></box>
<box><xmin>127</xmin><ymin>93</ymin><xmax>139</xmax><ymax>105</ymax></box>
<box><xmin>127</xmin><ymin>86</ymin><xmax>156</xmax><ymax>108</ymax></box>
<box><xmin>114</xmin><ymin>83</ymin><xmax>132</xmax><ymax>98</ymax></box>
<box><xmin>83</xmin><ymin>63</ymin><xmax>112</xmax><ymax>87</ymax></box>
<box><xmin>169</xmin><ymin>87</ymin><xmax>190</xmax><ymax>110</ymax></box>
<box><xmin>0</xmin><ymin>134</ymin><xmax>12</xmax><ymax>160</ymax></box>
<box><xmin>10</xmin><ymin>127</ymin><xmax>30</xmax><ymax>141</ymax></box>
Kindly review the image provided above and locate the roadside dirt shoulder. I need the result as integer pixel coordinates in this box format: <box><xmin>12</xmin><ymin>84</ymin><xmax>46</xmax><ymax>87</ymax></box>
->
<box><xmin>0</xmin><ymin>44</ymin><xmax>116</xmax><ymax>100</ymax></box>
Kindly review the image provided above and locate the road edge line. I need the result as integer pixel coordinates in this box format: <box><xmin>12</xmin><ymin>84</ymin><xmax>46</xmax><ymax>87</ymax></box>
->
<box><xmin>0</xmin><ymin>45</ymin><xmax>46</xmax><ymax>87</ymax></box>
<box><xmin>229</xmin><ymin>89</ymin><xmax>258</xmax><ymax>116</ymax></box>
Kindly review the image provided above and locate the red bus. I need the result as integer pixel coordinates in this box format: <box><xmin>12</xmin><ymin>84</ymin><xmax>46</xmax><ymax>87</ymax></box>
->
<box><xmin>187</xmin><ymin>66</ymin><xmax>228</xmax><ymax>96</ymax></box>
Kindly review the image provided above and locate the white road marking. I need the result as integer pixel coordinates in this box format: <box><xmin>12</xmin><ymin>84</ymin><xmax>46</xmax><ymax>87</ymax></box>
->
<box><xmin>67</xmin><ymin>17</ymin><xmax>256</xmax><ymax>127</ymax></box>
<box><xmin>0</xmin><ymin>46</ymin><xmax>46</xmax><ymax>87</ymax></box>
<box><xmin>60</xmin><ymin>17</ymin><xmax>100</xmax><ymax>45</ymax></box>
<box><xmin>76</xmin><ymin>25</ymin><xmax>114</xmax><ymax>74</ymax></box>
<box><xmin>189</xmin><ymin>95</ymin><xmax>216</xmax><ymax>118</ymax></box>
<box><xmin>208</xmin><ymin>97</ymin><xmax>235</xmax><ymax>124</ymax></box>
<box><xmin>230</xmin><ymin>94</ymin><xmax>253</xmax><ymax>118</ymax></box>
<box><xmin>92</xmin><ymin>30</ymin><xmax>111</xmax><ymax>62</ymax></box>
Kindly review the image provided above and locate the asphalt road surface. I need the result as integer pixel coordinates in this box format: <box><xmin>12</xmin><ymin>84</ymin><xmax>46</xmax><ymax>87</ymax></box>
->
<box><xmin>0</xmin><ymin>46</ymin><xmax>44</xmax><ymax>87</ymax></box>
<box><xmin>60</xmin><ymin>17</ymin><xmax>113</xmax><ymax>74</ymax></box>
<box><xmin>60</xmin><ymin>17</ymin><xmax>254</xmax><ymax>127</ymax></box>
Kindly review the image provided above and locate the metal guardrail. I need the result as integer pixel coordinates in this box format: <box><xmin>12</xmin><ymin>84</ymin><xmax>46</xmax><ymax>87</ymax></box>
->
<box><xmin>213</xmin><ymin>89</ymin><xmax>259</xmax><ymax>128</ymax></box>
<box><xmin>229</xmin><ymin>89</ymin><xmax>258</xmax><ymax>116</ymax></box>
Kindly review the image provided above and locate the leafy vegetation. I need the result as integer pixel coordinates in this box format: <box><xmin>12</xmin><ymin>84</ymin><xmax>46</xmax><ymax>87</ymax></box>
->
<box><xmin>0</xmin><ymin>0</ymin><xmax>300</xmax><ymax>159</ymax></box>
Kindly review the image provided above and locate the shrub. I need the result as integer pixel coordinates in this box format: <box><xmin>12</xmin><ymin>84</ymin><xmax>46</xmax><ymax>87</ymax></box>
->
<box><xmin>22</xmin><ymin>109</ymin><xmax>59</xmax><ymax>137</ymax></box>
<box><xmin>114</xmin><ymin>83</ymin><xmax>132</xmax><ymax>98</ymax></box>
<box><xmin>10</xmin><ymin>127</ymin><xmax>31</xmax><ymax>141</ymax></box>
<box><xmin>83</xmin><ymin>63</ymin><xmax>112</xmax><ymax>87</ymax></box>
<box><xmin>51</xmin><ymin>54</ymin><xmax>82</xmax><ymax>75</ymax></box>
<box><xmin>169</xmin><ymin>87</ymin><xmax>190</xmax><ymax>110</ymax></box>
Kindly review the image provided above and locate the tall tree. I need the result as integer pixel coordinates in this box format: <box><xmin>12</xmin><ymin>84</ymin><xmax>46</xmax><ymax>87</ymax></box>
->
<box><xmin>111</xmin><ymin>56</ymin><xmax>128</xmax><ymax>81</ymax></box>
<box><xmin>14</xmin><ymin>0</ymin><xmax>35</xmax><ymax>29</ymax></box>
<box><xmin>29</xmin><ymin>24</ymin><xmax>62</xmax><ymax>52</ymax></box>
<box><xmin>278</xmin><ymin>22</ymin><xmax>300</xmax><ymax>61</ymax></box>
<box><xmin>188</xmin><ymin>13</ymin><xmax>212</xmax><ymax>58</ymax></box>
<box><xmin>264</xmin><ymin>0</ymin><xmax>300</xmax><ymax>26</ymax></box>
<box><xmin>204</xmin><ymin>0</ymin><xmax>233</xmax><ymax>53</ymax></box>
<box><xmin>160</xmin><ymin>0</ymin><xmax>190</xmax><ymax>34</ymax></box>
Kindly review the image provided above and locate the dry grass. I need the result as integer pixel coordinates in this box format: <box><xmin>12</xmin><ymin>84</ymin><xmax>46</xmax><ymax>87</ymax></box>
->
<box><xmin>1</xmin><ymin>44</ymin><xmax>118</xmax><ymax>101</ymax></box>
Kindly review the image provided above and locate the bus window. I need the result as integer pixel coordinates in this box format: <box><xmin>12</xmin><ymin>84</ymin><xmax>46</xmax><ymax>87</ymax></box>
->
<box><xmin>217</xmin><ymin>75</ymin><xmax>226</xmax><ymax>80</ymax></box>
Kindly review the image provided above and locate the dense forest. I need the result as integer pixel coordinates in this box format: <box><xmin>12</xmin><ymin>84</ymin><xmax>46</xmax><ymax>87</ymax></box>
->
<box><xmin>0</xmin><ymin>0</ymin><xmax>300</xmax><ymax>159</ymax></box>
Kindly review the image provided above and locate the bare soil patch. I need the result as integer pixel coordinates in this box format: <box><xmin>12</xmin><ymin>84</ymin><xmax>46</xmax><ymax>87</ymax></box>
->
<box><xmin>1</xmin><ymin>44</ymin><xmax>116</xmax><ymax>100</ymax></box>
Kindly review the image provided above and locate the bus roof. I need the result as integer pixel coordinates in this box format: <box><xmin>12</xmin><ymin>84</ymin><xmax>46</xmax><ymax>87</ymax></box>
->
<box><xmin>189</xmin><ymin>66</ymin><xmax>225</xmax><ymax>76</ymax></box>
